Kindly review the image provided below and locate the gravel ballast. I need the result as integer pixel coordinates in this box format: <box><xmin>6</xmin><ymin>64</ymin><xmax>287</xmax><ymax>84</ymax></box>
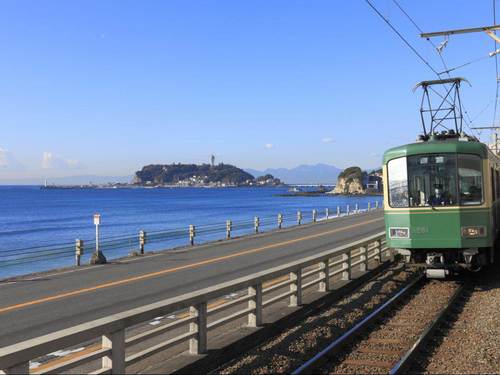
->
<box><xmin>417</xmin><ymin>268</ymin><xmax>500</xmax><ymax>374</ymax></box>
<box><xmin>214</xmin><ymin>264</ymin><xmax>417</xmax><ymax>374</ymax></box>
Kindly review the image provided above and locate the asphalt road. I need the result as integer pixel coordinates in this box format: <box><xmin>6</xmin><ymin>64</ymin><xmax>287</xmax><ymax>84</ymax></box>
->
<box><xmin>0</xmin><ymin>210</ymin><xmax>384</xmax><ymax>347</ymax></box>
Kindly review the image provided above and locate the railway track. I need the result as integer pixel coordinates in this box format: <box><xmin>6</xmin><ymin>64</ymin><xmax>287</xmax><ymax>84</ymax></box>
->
<box><xmin>292</xmin><ymin>276</ymin><xmax>468</xmax><ymax>375</ymax></box>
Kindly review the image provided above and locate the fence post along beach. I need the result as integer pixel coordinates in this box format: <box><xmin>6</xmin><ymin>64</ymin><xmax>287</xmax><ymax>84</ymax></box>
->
<box><xmin>0</xmin><ymin>200</ymin><xmax>384</xmax><ymax>279</ymax></box>
<box><xmin>139</xmin><ymin>230</ymin><xmax>146</xmax><ymax>255</ymax></box>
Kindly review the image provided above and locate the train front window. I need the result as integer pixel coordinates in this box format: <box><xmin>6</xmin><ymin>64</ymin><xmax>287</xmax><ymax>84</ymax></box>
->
<box><xmin>407</xmin><ymin>154</ymin><xmax>458</xmax><ymax>206</ymax></box>
<box><xmin>388</xmin><ymin>153</ymin><xmax>484</xmax><ymax>208</ymax></box>
<box><xmin>458</xmin><ymin>154</ymin><xmax>483</xmax><ymax>205</ymax></box>
<box><xmin>387</xmin><ymin>157</ymin><xmax>408</xmax><ymax>207</ymax></box>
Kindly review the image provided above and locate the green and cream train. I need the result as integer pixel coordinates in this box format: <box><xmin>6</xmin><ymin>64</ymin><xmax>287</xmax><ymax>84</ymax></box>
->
<box><xmin>383</xmin><ymin>132</ymin><xmax>499</xmax><ymax>277</ymax></box>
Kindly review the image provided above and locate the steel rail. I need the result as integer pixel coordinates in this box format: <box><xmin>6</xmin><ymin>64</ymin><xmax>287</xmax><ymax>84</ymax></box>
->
<box><xmin>389</xmin><ymin>281</ymin><xmax>467</xmax><ymax>374</ymax></box>
<box><xmin>291</xmin><ymin>273</ymin><xmax>425</xmax><ymax>375</ymax></box>
<box><xmin>292</xmin><ymin>276</ymin><xmax>467</xmax><ymax>375</ymax></box>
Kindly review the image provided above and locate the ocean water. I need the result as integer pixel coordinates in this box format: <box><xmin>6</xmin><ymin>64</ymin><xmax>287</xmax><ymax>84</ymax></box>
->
<box><xmin>0</xmin><ymin>186</ymin><xmax>383</xmax><ymax>279</ymax></box>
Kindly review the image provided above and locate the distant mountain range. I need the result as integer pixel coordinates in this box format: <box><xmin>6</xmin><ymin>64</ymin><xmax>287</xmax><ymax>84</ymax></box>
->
<box><xmin>0</xmin><ymin>175</ymin><xmax>133</xmax><ymax>186</ymax></box>
<box><xmin>245</xmin><ymin>164</ymin><xmax>343</xmax><ymax>184</ymax></box>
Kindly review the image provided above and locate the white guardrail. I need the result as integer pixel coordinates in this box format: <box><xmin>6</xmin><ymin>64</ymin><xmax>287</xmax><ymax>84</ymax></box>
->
<box><xmin>0</xmin><ymin>231</ymin><xmax>388</xmax><ymax>375</ymax></box>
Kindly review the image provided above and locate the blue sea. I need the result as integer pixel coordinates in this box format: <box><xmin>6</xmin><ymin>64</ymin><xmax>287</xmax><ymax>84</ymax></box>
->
<box><xmin>0</xmin><ymin>186</ymin><xmax>382</xmax><ymax>279</ymax></box>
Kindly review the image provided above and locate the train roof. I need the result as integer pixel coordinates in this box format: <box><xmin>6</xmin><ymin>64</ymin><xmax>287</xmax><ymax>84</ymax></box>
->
<box><xmin>383</xmin><ymin>137</ymin><xmax>491</xmax><ymax>164</ymax></box>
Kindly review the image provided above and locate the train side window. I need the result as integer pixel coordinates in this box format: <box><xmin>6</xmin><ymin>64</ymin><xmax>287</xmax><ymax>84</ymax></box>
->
<box><xmin>457</xmin><ymin>154</ymin><xmax>483</xmax><ymax>205</ymax></box>
<box><xmin>491</xmin><ymin>167</ymin><xmax>495</xmax><ymax>203</ymax></box>
<box><xmin>496</xmin><ymin>170</ymin><xmax>500</xmax><ymax>199</ymax></box>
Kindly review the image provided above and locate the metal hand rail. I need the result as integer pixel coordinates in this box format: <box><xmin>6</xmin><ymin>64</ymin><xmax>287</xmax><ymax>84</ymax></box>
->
<box><xmin>0</xmin><ymin>231</ymin><xmax>388</xmax><ymax>375</ymax></box>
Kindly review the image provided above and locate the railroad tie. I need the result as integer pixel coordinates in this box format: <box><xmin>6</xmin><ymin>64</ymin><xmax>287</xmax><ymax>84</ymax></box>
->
<box><xmin>343</xmin><ymin>359</ymin><xmax>395</xmax><ymax>369</ymax></box>
<box><xmin>356</xmin><ymin>347</ymin><xmax>402</xmax><ymax>356</ymax></box>
<box><xmin>366</xmin><ymin>338</ymin><xmax>405</xmax><ymax>345</ymax></box>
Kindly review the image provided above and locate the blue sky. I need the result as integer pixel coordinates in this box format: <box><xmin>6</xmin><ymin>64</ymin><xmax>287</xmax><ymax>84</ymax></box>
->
<box><xmin>1</xmin><ymin>0</ymin><xmax>499</xmax><ymax>181</ymax></box>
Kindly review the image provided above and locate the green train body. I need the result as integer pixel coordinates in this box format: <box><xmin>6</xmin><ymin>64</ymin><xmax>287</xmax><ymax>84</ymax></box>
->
<box><xmin>383</xmin><ymin>135</ymin><xmax>499</xmax><ymax>274</ymax></box>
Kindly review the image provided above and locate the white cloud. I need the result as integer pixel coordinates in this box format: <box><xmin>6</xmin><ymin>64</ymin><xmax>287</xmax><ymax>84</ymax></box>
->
<box><xmin>264</xmin><ymin>143</ymin><xmax>274</xmax><ymax>150</ymax></box>
<box><xmin>0</xmin><ymin>147</ymin><xmax>24</xmax><ymax>170</ymax></box>
<box><xmin>321</xmin><ymin>137</ymin><xmax>334</xmax><ymax>144</ymax></box>
<box><xmin>41</xmin><ymin>152</ymin><xmax>82</xmax><ymax>170</ymax></box>
<box><xmin>0</xmin><ymin>148</ymin><xmax>8</xmax><ymax>168</ymax></box>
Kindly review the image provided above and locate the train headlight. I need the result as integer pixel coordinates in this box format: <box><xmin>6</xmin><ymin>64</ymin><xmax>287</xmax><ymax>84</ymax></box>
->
<box><xmin>389</xmin><ymin>227</ymin><xmax>409</xmax><ymax>239</ymax></box>
<box><xmin>461</xmin><ymin>226</ymin><xmax>486</xmax><ymax>238</ymax></box>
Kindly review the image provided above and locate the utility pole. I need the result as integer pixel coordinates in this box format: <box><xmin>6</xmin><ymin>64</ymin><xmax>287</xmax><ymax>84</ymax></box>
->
<box><xmin>470</xmin><ymin>126</ymin><xmax>500</xmax><ymax>154</ymax></box>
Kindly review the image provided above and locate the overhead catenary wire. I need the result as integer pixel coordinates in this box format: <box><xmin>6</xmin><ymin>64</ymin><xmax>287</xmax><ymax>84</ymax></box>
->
<box><xmin>391</xmin><ymin>0</ymin><xmax>451</xmax><ymax>75</ymax></box>
<box><xmin>438</xmin><ymin>55</ymin><xmax>491</xmax><ymax>75</ymax></box>
<box><xmin>370</xmin><ymin>0</ymin><xmax>480</xmax><ymax>137</ymax></box>
<box><xmin>364</xmin><ymin>0</ymin><xmax>441</xmax><ymax>76</ymax></box>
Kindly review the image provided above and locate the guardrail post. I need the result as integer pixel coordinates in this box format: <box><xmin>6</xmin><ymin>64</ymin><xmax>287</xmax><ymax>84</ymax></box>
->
<box><xmin>297</xmin><ymin>211</ymin><xmax>302</xmax><ymax>225</ymax></box>
<box><xmin>360</xmin><ymin>244</ymin><xmax>368</xmax><ymax>272</ymax></box>
<box><xmin>189</xmin><ymin>225</ymin><xmax>195</xmax><ymax>246</ymax></box>
<box><xmin>368</xmin><ymin>202</ymin><xmax>371</xmax><ymax>211</ymax></box>
<box><xmin>254</xmin><ymin>216</ymin><xmax>260</xmax><ymax>233</ymax></box>
<box><xmin>342</xmin><ymin>251</ymin><xmax>352</xmax><ymax>281</ymax></box>
<box><xmin>248</xmin><ymin>283</ymin><xmax>263</xmax><ymax>327</ymax></box>
<box><xmin>319</xmin><ymin>258</ymin><xmax>331</xmax><ymax>292</ymax></box>
<box><xmin>2</xmin><ymin>362</ymin><xmax>29</xmax><ymax>374</ymax></box>
<box><xmin>346</xmin><ymin>205</ymin><xmax>350</xmax><ymax>215</ymax></box>
<box><xmin>75</xmin><ymin>239</ymin><xmax>83</xmax><ymax>266</ymax></box>
<box><xmin>226</xmin><ymin>220</ymin><xmax>232</xmax><ymax>239</ymax></box>
<box><xmin>278</xmin><ymin>213</ymin><xmax>283</xmax><ymax>229</ymax></box>
<box><xmin>289</xmin><ymin>269</ymin><xmax>302</xmax><ymax>306</ymax></box>
<box><xmin>337</xmin><ymin>206</ymin><xmax>340</xmax><ymax>217</ymax></box>
<box><xmin>376</xmin><ymin>201</ymin><xmax>379</xmax><ymax>209</ymax></box>
<box><xmin>102</xmin><ymin>330</ymin><xmax>125</xmax><ymax>374</ymax></box>
<box><xmin>374</xmin><ymin>239</ymin><xmax>381</xmax><ymax>262</ymax></box>
<box><xmin>189</xmin><ymin>302</ymin><xmax>208</xmax><ymax>354</ymax></box>
<box><xmin>325</xmin><ymin>208</ymin><xmax>329</xmax><ymax>220</ymax></box>
<box><xmin>312</xmin><ymin>209</ymin><xmax>317</xmax><ymax>222</ymax></box>
<box><xmin>139</xmin><ymin>230</ymin><xmax>146</xmax><ymax>254</ymax></box>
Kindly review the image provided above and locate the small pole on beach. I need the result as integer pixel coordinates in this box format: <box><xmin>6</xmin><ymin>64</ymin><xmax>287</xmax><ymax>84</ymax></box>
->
<box><xmin>376</xmin><ymin>201</ymin><xmax>379</xmax><ymax>209</ymax></box>
<box><xmin>189</xmin><ymin>224</ymin><xmax>195</xmax><ymax>246</ymax></box>
<box><xmin>346</xmin><ymin>205</ymin><xmax>350</xmax><ymax>215</ymax></box>
<box><xmin>254</xmin><ymin>217</ymin><xmax>260</xmax><ymax>233</ymax></box>
<box><xmin>325</xmin><ymin>208</ymin><xmax>329</xmax><ymax>220</ymax></box>
<box><xmin>75</xmin><ymin>239</ymin><xmax>83</xmax><ymax>266</ymax></box>
<box><xmin>90</xmin><ymin>213</ymin><xmax>106</xmax><ymax>264</ymax></box>
<box><xmin>368</xmin><ymin>202</ymin><xmax>371</xmax><ymax>211</ymax></box>
<box><xmin>226</xmin><ymin>220</ymin><xmax>232</xmax><ymax>239</ymax></box>
<box><xmin>297</xmin><ymin>211</ymin><xmax>302</xmax><ymax>225</ymax></box>
<box><xmin>355</xmin><ymin>204</ymin><xmax>359</xmax><ymax>213</ymax></box>
<box><xmin>94</xmin><ymin>214</ymin><xmax>101</xmax><ymax>256</ymax></box>
<box><xmin>337</xmin><ymin>206</ymin><xmax>340</xmax><ymax>217</ymax></box>
<box><xmin>278</xmin><ymin>213</ymin><xmax>283</xmax><ymax>229</ymax></box>
<box><xmin>139</xmin><ymin>230</ymin><xmax>146</xmax><ymax>254</ymax></box>
<box><xmin>312</xmin><ymin>209</ymin><xmax>317</xmax><ymax>222</ymax></box>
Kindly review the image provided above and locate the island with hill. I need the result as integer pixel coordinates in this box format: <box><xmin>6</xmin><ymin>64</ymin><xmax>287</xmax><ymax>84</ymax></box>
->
<box><xmin>132</xmin><ymin>163</ymin><xmax>283</xmax><ymax>187</ymax></box>
<box><xmin>278</xmin><ymin>166</ymin><xmax>383</xmax><ymax>196</ymax></box>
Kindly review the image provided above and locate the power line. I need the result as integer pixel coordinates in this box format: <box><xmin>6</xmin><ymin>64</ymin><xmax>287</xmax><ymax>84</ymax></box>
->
<box><xmin>438</xmin><ymin>55</ymin><xmax>490</xmax><ymax>75</ymax></box>
<box><xmin>370</xmin><ymin>0</ymin><xmax>478</xmax><ymax>136</ymax></box>
<box><xmin>364</xmin><ymin>0</ymin><xmax>441</xmax><ymax>76</ymax></box>
<box><xmin>391</xmin><ymin>0</ymin><xmax>450</xmax><ymax>76</ymax></box>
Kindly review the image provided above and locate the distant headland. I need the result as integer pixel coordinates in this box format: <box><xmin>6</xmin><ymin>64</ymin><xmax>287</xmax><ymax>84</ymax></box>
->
<box><xmin>132</xmin><ymin>163</ymin><xmax>283</xmax><ymax>188</ymax></box>
<box><xmin>41</xmin><ymin>163</ymin><xmax>284</xmax><ymax>189</ymax></box>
